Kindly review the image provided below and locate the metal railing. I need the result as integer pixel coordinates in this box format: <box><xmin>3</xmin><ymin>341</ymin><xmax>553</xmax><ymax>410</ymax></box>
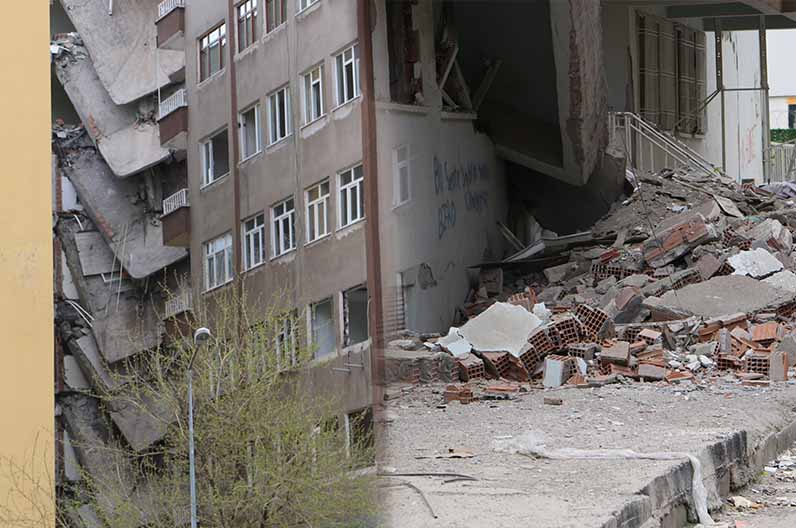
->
<box><xmin>164</xmin><ymin>290</ymin><xmax>193</xmax><ymax>319</ymax></box>
<box><xmin>158</xmin><ymin>89</ymin><xmax>187</xmax><ymax>121</ymax></box>
<box><xmin>162</xmin><ymin>188</ymin><xmax>189</xmax><ymax>216</ymax></box>
<box><xmin>608</xmin><ymin>112</ymin><xmax>725</xmax><ymax>179</ymax></box>
<box><xmin>769</xmin><ymin>141</ymin><xmax>796</xmax><ymax>183</ymax></box>
<box><xmin>158</xmin><ymin>0</ymin><xmax>185</xmax><ymax>21</ymax></box>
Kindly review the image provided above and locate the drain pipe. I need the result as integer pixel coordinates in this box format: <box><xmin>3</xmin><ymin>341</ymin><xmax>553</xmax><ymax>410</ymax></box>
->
<box><xmin>227</xmin><ymin>0</ymin><xmax>243</xmax><ymax>287</ymax></box>
<box><xmin>357</xmin><ymin>0</ymin><xmax>385</xmax><ymax>450</ymax></box>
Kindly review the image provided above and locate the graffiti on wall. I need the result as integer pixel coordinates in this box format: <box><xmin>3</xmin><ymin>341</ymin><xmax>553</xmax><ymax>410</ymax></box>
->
<box><xmin>433</xmin><ymin>155</ymin><xmax>490</xmax><ymax>239</ymax></box>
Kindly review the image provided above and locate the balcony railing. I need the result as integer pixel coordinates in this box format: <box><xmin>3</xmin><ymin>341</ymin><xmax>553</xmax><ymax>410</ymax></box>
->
<box><xmin>164</xmin><ymin>290</ymin><xmax>193</xmax><ymax>319</ymax></box>
<box><xmin>163</xmin><ymin>188</ymin><xmax>189</xmax><ymax>216</ymax></box>
<box><xmin>159</xmin><ymin>89</ymin><xmax>187</xmax><ymax>121</ymax></box>
<box><xmin>158</xmin><ymin>0</ymin><xmax>185</xmax><ymax>21</ymax></box>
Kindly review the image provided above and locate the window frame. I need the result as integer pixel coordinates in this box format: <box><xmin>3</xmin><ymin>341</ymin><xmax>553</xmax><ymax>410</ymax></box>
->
<box><xmin>305</xmin><ymin>180</ymin><xmax>330</xmax><ymax>244</ymax></box>
<box><xmin>236</xmin><ymin>0</ymin><xmax>258</xmax><ymax>53</ymax></box>
<box><xmin>297</xmin><ymin>0</ymin><xmax>320</xmax><ymax>14</ymax></box>
<box><xmin>265</xmin><ymin>0</ymin><xmax>287</xmax><ymax>33</ymax></box>
<box><xmin>310</xmin><ymin>297</ymin><xmax>335</xmax><ymax>360</ymax></box>
<box><xmin>238</xmin><ymin>104</ymin><xmax>262</xmax><ymax>161</ymax></box>
<box><xmin>392</xmin><ymin>144</ymin><xmax>411</xmax><ymax>207</ymax></box>
<box><xmin>275</xmin><ymin>312</ymin><xmax>297</xmax><ymax>370</ymax></box>
<box><xmin>200</xmin><ymin>128</ymin><xmax>230</xmax><ymax>188</ymax></box>
<box><xmin>241</xmin><ymin>213</ymin><xmax>266</xmax><ymax>272</ymax></box>
<box><xmin>267</xmin><ymin>85</ymin><xmax>292</xmax><ymax>145</ymax></box>
<box><xmin>338</xmin><ymin>164</ymin><xmax>365</xmax><ymax>228</ymax></box>
<box><xmin>334</xmin><ymin>43</ymin><xmax>361</xmax><ymax>107</ymax></box>
<box><xmin>302</xmin><ymin>64</ymin><xmax>325</xmax><ymax>125</ymax></box>
<box><xmin>203</xmin><ymin>232</ymin><xmax>234</xmax><ymax>291</ymax></box>
<box><xmin>271</xmin><ymin>197</ymin><xmax>296</xmax><ymax>258</ymax></box>
<box><xmin>199</xmin><ymin>23</ymin><xmax>227</xmax><ymax>83</ymax></box>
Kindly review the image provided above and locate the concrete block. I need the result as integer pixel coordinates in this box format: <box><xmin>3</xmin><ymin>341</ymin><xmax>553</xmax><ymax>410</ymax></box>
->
<box><xmin>638</xmin><ymin>363</ymin><xmax>665</xmax><ymax>380</ymax></box>
<box><xmin>762</xmin><ymin>270</ymin><xmax>796</xmax><ymax>293</ymax></box>
<box><xmin>728</xmin><ymin>248</ymin><xmax>784</xmax><ymax>279</ymax></box>
<box><xmin>601</xmin><ymin>341</ymin><xmax>630</xmax><ymax>365</ymax></box>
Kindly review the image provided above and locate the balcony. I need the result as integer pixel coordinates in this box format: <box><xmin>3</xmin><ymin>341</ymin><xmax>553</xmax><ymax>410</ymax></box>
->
<box><xmin>157</xmin><ymin>0</ymin><xmax>185</xmax><ymax>50</ymax></box>
<box><xmin>158</xmin><ymin>89</ymin><xmax>188</xmax><ymax>154</ymax></box>
<box><xmin>164</xmin><ymin>290</ymin><xmax>193</xmax><ymax>319</ymax></box>
<box><xmin>161</xmin><ymin>188</ymin><xmax>190</xmax><ymax>247</ymax></box>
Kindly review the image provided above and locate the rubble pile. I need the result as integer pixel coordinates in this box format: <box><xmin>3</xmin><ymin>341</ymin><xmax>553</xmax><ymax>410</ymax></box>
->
<box><xmin>387</xmin><ymin>168</ymin><xmax>796</xmax><ymax>394</ymax></box>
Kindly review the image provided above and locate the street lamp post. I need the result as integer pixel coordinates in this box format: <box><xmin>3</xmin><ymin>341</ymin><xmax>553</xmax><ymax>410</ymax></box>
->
<box><xmin>189</xmin><ymin>327</ymin><xmax>212</xmax><ymax>528</ymax></box>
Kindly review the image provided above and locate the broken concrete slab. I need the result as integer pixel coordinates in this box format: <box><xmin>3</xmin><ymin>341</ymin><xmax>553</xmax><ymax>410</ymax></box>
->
<box><xmin>62</xmin><ymin>147</ymin><xmax>187</xmax><ymax>278</ymax></box>
<box><xmin>762</xmin><ymin>269</ymin><xmax>796</xmax><ymax>293</ymax></box>
<box><xmin>642</xmin><ymin>214</ymin><xmax>718</xmax><ymax>268</ymax></box>
<box><xmin>53</xmin><ymin>47</ymin><xmax>171</xmax><ymax>177</ymax></box>
<box><xmin>67</xmin><ymin>335</ymin><xmax>120</xmax><ymax>391</ymax></box>
<box><xmin>600</xmin><ymin>341</ymin><xmax>630</xmax><ymax>365</ymax></box>
<box><xmin>74</xmin><ymin>230</ymin><xmax>116</xmax><ymax>276</ymax></box>
<box><xmin>59</xmin><ymin>0</ymin><xmax>184</xmax><ymax>105</ymax></box>
<box><xmin>108</xmin><ymin>391</ymin><xmax>174</xmax><ymax>452</ymax></box>
<box><xmin>729</xmin><ymin>248</ymin><xmax>784</xmax><ymax>279</ymax></box>
<box><xmin>643</xmin><ymin>275</ymin><xmax>796</xmax><ymax>320</ymax></box>
<box><xmin>775</xmin><ymin>334</ymin><xmax>796</xmax><ymax>370</ymax></box>
<box><xmin>63</xmin><ymin>354</ymin><xmax>90</xmax><ymax>391</ymax></box>
<box><xmin>637</xmin><ymin>363</ymin><xmax>665</xmax><ymax>380</ymax></box>
<box><xmin>746</xmin><ymin>218</ymin><xmax>792</xmax><ymax>252</ymax></box>
<box><xmin>458</xmin><ymin>302</ymin><xmax>542</xmax><ymax>358</ymax></box>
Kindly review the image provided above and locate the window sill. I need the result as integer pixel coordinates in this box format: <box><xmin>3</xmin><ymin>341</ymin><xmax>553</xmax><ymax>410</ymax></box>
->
<box><xmin>239</xmin><ymin>150</ymin><xmax>263</xmax><ymax>167</ymax></box>
<box><xmin>441</xmin><ymin>110</ymin><xmax>478</xmax><ymax>121</ymax></box>
<box><xmin>337</xmin><ymin>217</ymin><xmax>365</xmax><ymax>236</ymax></box>
<box><xmin>242</xmin><ymin>261</ymin><xmax>266</xmax><ymax>274</ymax></box>
<box><xmin>392</xmin><ymin>198</ymin><xmax>411</xmax><ymax>211</ymax></box>
<box><xmin>271</xmin><ymin>247</ymin><xmax>297</xmax><ymax>262</ymax></box>
<box><xmin>202</xmin><ymin>278</ymin><xmax>234</xmax><ymax>295</ymax></box>
<box><xmin>310</xmin><ymin>351</ymin><xmax>339</xmax><ymax>367</ymax></box>
<box><xmin>266</xmin><ymin>134</ymin><xmax>293</xmax><ymax>152</ymax></box>
<box><xmin>301</xmin><ymin>113</ymin><xmax>327</xmax><ymax>130</ymax></box>
<box><xmin>234</xmin><ymin>42</ymin><xmax>259</xmax><ymax>62</ymax></box>
<box><xmin>332</xmin><ymin>95</ymin><xmax>362</xmax><ymax>115</ymax></box>
<box><xmin>342</xmin><ymin>339</ymin><xmax>371</xmax><ymax>356</ymax></box>
<box><xmin>305</xmin><ymin>232</ymin><xmax>331</xmax><ymax>249</ymax></box>
<box><xmin>200</xmin><ymin>173</ymin><xmax>229</xmax><ymax>192</ymax></box>
<box><xmin>296</xmin><ymin>1</ymin><xmax>322</xmax><ymax>20</ymax></box>
<box><xmin>197</xmin><ymin>69</ymin><xmax>225</xmax><ymax>90</ymax></box>
<box><xmin>377</xmin><ymin>101</ymin><xmax>430</xmax><ymax>115</ymax></box>
<box><xmin>263</xmin><ymin>22</ymin><xmax>287</xmax><ymax>42</ymax></box>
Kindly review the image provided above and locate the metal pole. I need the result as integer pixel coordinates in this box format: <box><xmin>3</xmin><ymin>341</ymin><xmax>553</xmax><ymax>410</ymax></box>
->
<box><xmin>715</xmin><ymin>18</ymin><xmax>726</xmax><ymax>173</ymax></box>
<box><xmin>188</xmin><ymin>369</ymin><xmax>198</xmax><ymax>528</ymax></box>
<box><xmin>759</xmin><ymin>15</ymin><xmax>771</xmax><ymax>182</ymax></box>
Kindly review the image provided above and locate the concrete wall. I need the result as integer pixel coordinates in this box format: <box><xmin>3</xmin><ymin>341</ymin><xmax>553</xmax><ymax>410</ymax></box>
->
<box><xmin>770</xmin><ymin>95</ymin><xmax>793</xmax><ymax>128</ymax></box>
<box><xmin>372</xmin><ymin>1</ymin><xmax>508</xmax><ymax>334</ymax></box>
<box><xmin>767</xmin><ymin>28</ymin><xmax>796</xmax><ymax>97</ymax></box>
<box><xmin>602</xmin><ymin>3</ymin><xmax>765</xmax><ymax>182</ymax></box>
<box><xmin>0</xmin><ymin>0</ymin><xmax>54</xmax><ymax>519</ymax></box>
<box><xmin>184</xmin><ymin>0</ymin><xmax>370</xmax><ymax>412</ymax></box>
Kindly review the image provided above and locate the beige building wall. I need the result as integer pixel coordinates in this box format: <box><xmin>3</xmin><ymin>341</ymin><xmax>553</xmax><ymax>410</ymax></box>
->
<box><xmin>0</xmin><ymin>0</ymin><xmax>55</xmax><ymax>523</ymax></box>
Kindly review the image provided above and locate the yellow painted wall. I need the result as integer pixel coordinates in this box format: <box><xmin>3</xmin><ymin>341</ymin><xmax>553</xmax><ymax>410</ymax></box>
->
<box><xmin>0</xmin><ymin>0</ymin><xmax>54</xmax><ymax>524</ymax></box>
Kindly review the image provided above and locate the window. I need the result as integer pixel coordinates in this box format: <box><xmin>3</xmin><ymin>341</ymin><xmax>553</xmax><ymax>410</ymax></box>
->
<box><xmin>237</xmin><ymin>0</ymin><xmax>258</xmax><ymax>52</ymax></box>
<box><xmin>339</xmin><ymin>164</ymin><xmax>364</xmax><ymax>227</ymax></box>
<box><xmin>275</xmin><ymin>312</ymin><xmax>297</xmax><ymax>370</ymax></box>
<box><xmin>302</xmin><ymin>65</ymin><xmax>324</xmax><ymax>124</ymax></box>
<box><xmin>297</xmin><ymin>0</ymin><xmax>319</xmax><ymax>13</ymax></box>
<box><xmin>305</xmin><ymin>180</ymin><xmax>330</xmax><ymax>243</ymax></box>
<box><xmin>204</xmin><ymin>233</ymin><xmax>233</xmax><ymax>291</ymax></box>
<box><xmin>345</xmin><ymin>407</ymin><xmax>374</xmax><ymax>465</ymax></box>
<box><xmin>265</xmin><ymin>0</ymin><xmax>286</xmax><ymax>33</ymax></box>
<box><xmin>201</xmin><ymin>129</ymin><xmax>230</xmax><ymax>187</ymax></box>
<box><xmin>393</xmin><ymin>145</ymin><xmax>411</xmax><ymax>206</ymax></box>
<box><xmin>242</xmin><ymin>213</ymin><xmax>265</xmax><ymax>271</ymax></box>
<box><xmin>335</xmin><ymin>44</ymin><xmax>360</xmax><ymax>106</ymax></box>
<box><xmin>310</xmin><ymin>298</ymin><xmax>335</xmax><ymax>359</ymax></box>
<box><xmin>271</xmin><ymin>197</ymin><xmax>296</xmax><ymax>257</ymax></box>
<box><xmin>239</xmin><ymin>105</ymin><xmax>262</xmax><ymax>160</ymax></box>
<box><xmin>199</xmin><ymin>24</ymin><xmax>227</xmax><ymax>82</ymax></box>
<box><xmin>637</xmin><ymin>13</ymin><xmax>706</xmax><ymax>134</ymax></box>
<box><xmin>343</xmin><ymin>285</ymin><xmax>368</xmax><ymax>347</ymax></box>
<box><xmin>267</xmin><ymin>86</ymin><xmax>292</xmax><ymax>144</ymax></box>
<box><xmin>789</xmin><ymin>104</ymin><xmax>796</xmax><ymax>129</ymax></box>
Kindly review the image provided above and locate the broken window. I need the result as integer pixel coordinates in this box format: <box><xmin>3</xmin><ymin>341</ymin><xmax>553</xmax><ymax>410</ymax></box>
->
<box><xmin>242</xmin><ymin>213</ymin><xmax>265</xmax><ymax>271</ymax></box>
<box><xmin>393</xmin><ymin>144</ymin><xmax>411</xmax><ymax>206</ymax></box>
<box><xmin>386</xmin><ymin>0</ymin><xmax>421</xmax><ymax>104</ymax></box>
<box><xmin>302</xmin><ymin>65</ymin><xmax>324</xmax><ymax>124</ymax></box>
<box><xmin>297</xmin><ymin>0</ymin><xmax>319</xmax><ymax>13</ymax></box>
<box><xmin>343</xmin><ymin>285</ymin><xmax>368</xmax><ymax>347</ymax></box>
<box><xmin>790</xmin><ymin>104</ymin><xmax>796</xmax><ymax>129</ymax></box>
<box><xmin>335</xmin><ymin>44</ymin><xmax>360</xmax><ymax>106</ymax></box>
<box><xmin>275</xmin><ymin>311</ymin><xmax>297</xmax><ymax>370</ymax></box>
<box><xmin>265</xmin><ymin>0</ymin><xmax>286</xmax><ymax>33</ymax></box>
<box><xmin>239</xmin><ymin>104</ymin><xmax>262</xmax><ymax>160</ymax></box>
<box><xmin>338</xmin><ymin>164</ymin><xmax>364</xmax><ymax>228</ymax></box>
<box><xmin>204</xmin><ymin>233</ymin><xmax>233</xmax><ymax>291</ymax></box>
<box><xmin>305</xmin><ymin>180</ymin><xmax>330</xmax><ymax>243</ymax></box>
<box><xmin>310</xmin><ymin>297</ymin><xmax>336</xmax><ymax>359</ymax></box>
<box><xmin>271</xmin><ymin>197</ymin><xmax>296</xmax><ymax>257</ymax></box>
<box><xmin>267</xmin><ymin>85</ymin><xmax>292</xmax><ymax>144</ymax></box>
<box><xmin>237</xmin><ymin>0</ymin><xmax>258</xmax><ymax>52</ymax></box>
<box><xmin>199</xmin><ymin>23</ymin><xmax>227</xmax><ymax>82</ymax></box>
<box><xmin>638</xmin><ymin>13</ymin><xmax>706</xmax><ymax>134</ymax></box>
<box><xmin>345</xmin><ymin>407</ymin><xmax>374</xmax><ymax>465</ymax></box>
<box><xmin>201</xmin><ymin>128</ymin><xmax>230</xmax><ymax>187</ymax></box>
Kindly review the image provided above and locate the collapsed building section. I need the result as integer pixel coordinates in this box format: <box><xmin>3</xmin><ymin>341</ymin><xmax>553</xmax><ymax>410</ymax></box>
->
<box><xmin>51</xmin><ymin>0</ymin><xmax>190</xmax><ymax>521</ymax></box>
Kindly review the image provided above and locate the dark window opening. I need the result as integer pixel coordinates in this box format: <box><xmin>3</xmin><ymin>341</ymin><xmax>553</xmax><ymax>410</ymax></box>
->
<box><xmin>343</xmin><ymin>285</ymin><xmax>368</xmax><ymax>347</ymax></box>
<box><xmin>386</xmin><ymin>1</ymin><xmax>422</xmax><ymax>105</ymax></box>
